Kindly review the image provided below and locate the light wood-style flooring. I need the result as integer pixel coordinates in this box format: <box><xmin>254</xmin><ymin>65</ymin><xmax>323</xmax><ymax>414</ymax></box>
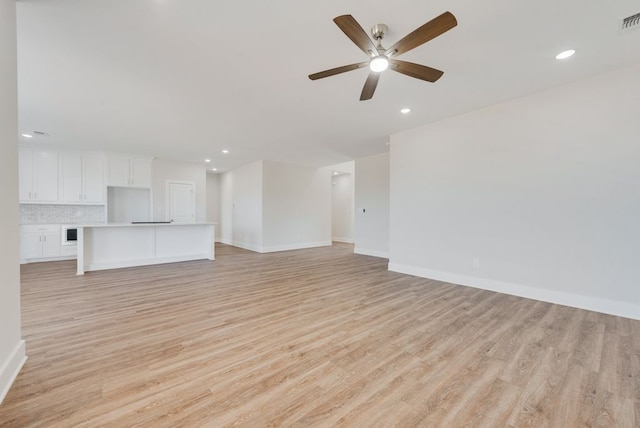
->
<box><xmin>1</xmin><ymin>243</ymin><xmax>639</xmax><ymax>427</ymax></box>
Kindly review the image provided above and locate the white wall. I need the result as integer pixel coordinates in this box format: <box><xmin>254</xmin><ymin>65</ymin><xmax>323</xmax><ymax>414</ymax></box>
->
<box><xmin>389</xmin><ymin>63</ymin><xmax>640</xmax><ymax>320</ymax></box>
<box><xmin>152</xmin><ymin>158</ymin><xmax>206</xmax><ymax>222</ymax></box>
<box><xmin>332</xmin><ymin>174</ymin><xmax>353</xmax><ymax>243</ymax></box>
<box><xmin>107</xmin><ymin>187</ymin><xmax>151</xmax><ymax>223</ymax></box>
<box><xmin>0</xmin><ymin>0</ymin><xmax>27</xmax><ymax>404</ymax></box>
<box><xmin>206</xmin><ymin>172</ymin><xmax>221</xmax><ymax>241</ymax></box>
<box><xmin>262</xmin><ymin>160</ymin><xmax>331</xmax><ymax>252</ymax></box>
<box><xmin>219</xmin><ymin>161</ymin><xmax>263</xmax><ymax>251</ymax></box>
<box><xmin>354</xmin><ymin>152</ymin><xmax>390</xmax><ymax>258</ymax></box>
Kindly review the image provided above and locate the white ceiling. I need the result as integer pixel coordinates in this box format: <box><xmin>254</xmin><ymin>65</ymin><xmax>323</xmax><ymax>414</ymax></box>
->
<box><xmin>16</xmin><ymin>0</ymin><xmax>640</xmax><ymax>172</ymax></box>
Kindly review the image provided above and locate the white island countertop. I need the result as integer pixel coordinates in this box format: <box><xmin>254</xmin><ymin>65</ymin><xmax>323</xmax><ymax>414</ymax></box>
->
<box><xmin>78</xmin><ymin>221</ymin><xmax>215</xmax><ymax>228</ymax></box>
<box><xmin>77</xmin><ymin>222</ymin><xmax>215</xmax><ymax>275</ymax></box>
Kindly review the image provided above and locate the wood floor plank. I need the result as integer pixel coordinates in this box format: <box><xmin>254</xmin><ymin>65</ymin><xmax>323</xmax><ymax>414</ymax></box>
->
<box><xmin>1</xmin><ymin>242</ymin><xmax>640</xmax><ymax>427</ymax></box>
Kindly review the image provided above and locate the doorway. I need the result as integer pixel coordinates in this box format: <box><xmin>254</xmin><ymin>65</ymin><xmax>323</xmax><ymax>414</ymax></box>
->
<box><xmin>331</xmin><ymin>171</ymin><xmax>354</xmax><ymax>243</ymax></box>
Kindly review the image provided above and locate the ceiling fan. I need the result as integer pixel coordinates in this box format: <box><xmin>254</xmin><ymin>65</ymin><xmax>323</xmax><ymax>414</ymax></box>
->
<box><xmin>308</xmin><ymin>12</ymin><xmax>457</xmax><ymax>101</ymax></box>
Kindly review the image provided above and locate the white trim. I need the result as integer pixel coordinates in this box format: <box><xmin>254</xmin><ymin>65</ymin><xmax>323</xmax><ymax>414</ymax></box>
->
<box><xmin>220</xmin><ymin>239</ymin><xmax>332</xmax><ymax>254</ymax></box>
<box><xmin>260</xmin><ymin>241</ymin><xmax>332</xmax><ymax>253</ymax></box>
<box><xmin>219</xmin><ymin>239</ymin><xmax>262</xmax><ymax>253</ymax></box>
<box><xmin>85</xmin><ymin>254</ymin><xmax>213</xmax><ymax>272</ymax></box>
<box><xmin>388</xmin><ymin>262</ymin><xmax>640</xmax><ymax>321</ymax></box>
<box><xmin>332</xmin><ymin>237</ymin><xmax>354</xmax><ymax>244</ymax></box>
<box><xmin>20</xmin><ymin>255</ymin><xmax>76</xmax><ymax>264</ymax></box>
<box><xmin>354</xmin><ymin>247</ymin><xmax>389</xmax><ymax>259</ymax></box>
<box><xmin>0</xmin><ymin>340</ymin><xmax>27</xmax><ymax>405</ymax></box>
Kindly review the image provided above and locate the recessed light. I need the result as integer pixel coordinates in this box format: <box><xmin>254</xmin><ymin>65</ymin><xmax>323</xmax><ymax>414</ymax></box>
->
<box><xmin>333</xmin><ymin>171</ymin><xmax>338</xmax><ymax>175</ymax></box>
<box><xmin>205</xmin><ymin>159</ymin><xmax>211</xmax><ymax>163</ymax></box>
<box><xmin>555</xmin><ymin>49</ymin><xmax>575</xmax><ymax>60</ymax></box>
<box><xmin>221</xmin><ymin>149</ymin><xmax>229</xmax><ymax>154</ymax></box>
<box><xmin>400</xmin><ymin>108</ymin><xmax>411</xmax><ymax>114</ymax></box>
<box><xmin>21</xmin><ymin>133</ymin><xmax>33</xmax><ymax>138</ymax></box>
<box><xmin>212</xmin><ymin>168</ymin><xmax>217</xmax><ymax>171</ymax></box>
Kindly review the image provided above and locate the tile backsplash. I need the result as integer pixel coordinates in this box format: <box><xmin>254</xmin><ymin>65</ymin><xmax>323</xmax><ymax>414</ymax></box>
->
<box><xmin>20</xmin><ymin>204</ymin><xmax>106</xmax><ymax>224</ymax></box>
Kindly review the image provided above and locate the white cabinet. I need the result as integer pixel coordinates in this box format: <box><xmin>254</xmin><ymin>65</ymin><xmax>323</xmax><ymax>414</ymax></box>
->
<box><xmin>59</xmin><ymin>153</ymin><xmax>104</xmax><ymax>204</ymax></box>
<box><xmin>19</xmin><ymin>148</ymin><xmax>58</xmax><ymax>203</ymax></box>
<box><xmin>107</xmin><ymin>157</ymin><xmax>152</xmax><ymax>188</ymax></box>
<box><xmin>20</xmin><ymin>225</ymin><xmax>61</xmax><ymax>261</ymax></box>
<box><xmin>83</xmin><ymin>155</ymin><xmax>105</xmax><ymax>202</ymax></box>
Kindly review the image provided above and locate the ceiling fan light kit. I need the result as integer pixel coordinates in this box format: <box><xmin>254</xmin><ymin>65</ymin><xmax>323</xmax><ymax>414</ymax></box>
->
<box><xmin>309</xmin><ymin>11</ymin><xmax>457</xmax><ymax>100</ymax></box>
<box><xmin>370</xmin><ymin>56</ymin><xmax>389</xmax><ymax>72</ymax></box>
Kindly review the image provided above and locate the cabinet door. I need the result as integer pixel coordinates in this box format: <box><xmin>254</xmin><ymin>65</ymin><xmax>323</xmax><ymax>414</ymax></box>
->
<box><xmin>33</xmin><ymin>150</ymin><xmax>58</xmax><ymax>202</ymax></box>
<box><xmin>82</xmin><ymin>155</ymin><xmax>104</xmax><ymax>203</ymax></box>
<box><xmin>130</xmin><ymin>159</ymin><xmax>152</xmax><ymax>188</ymax></box>
<box><xmin>18</xmin><ymin>148</ymin><xmax>34</xmax><ymax>202</ymax></box>
<box><xmin>107</xmin><ymin>157</ymin><xmax>131</xmax><ymax>187</ymax></box>
<box><xmin>21</xmin><ymin>232</ymin><xmax>43</xmax><ymax>260</ymax></box>
<box><xmin>42</xmin><ymin>232</ymin><xmax>61</xmax><ymax>257</ymax></box>
<box><xmin>58</xmin><ymin>153</ymin><xmax>83</xmax><ymax>203</ymax></box>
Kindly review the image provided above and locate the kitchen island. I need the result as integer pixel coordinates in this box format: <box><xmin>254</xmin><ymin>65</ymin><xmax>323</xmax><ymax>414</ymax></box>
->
<box><xmin>77</xmin><ymin>222</ymin><xmax>215</xmax><ymax>275</ymax></box>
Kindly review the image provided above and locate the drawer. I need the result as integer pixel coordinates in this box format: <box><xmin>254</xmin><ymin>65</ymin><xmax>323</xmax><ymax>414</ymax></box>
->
<box><xmin>21</xmin><ymin>224</ymin><xmax>61</xmax><ymax>233</ymax></box>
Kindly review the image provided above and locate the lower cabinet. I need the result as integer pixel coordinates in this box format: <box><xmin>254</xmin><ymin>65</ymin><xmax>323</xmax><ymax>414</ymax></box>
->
<box><xmin>20</xmin><ymin>225</ymin><xmax>76</xmax><ymax>262</ymax></box>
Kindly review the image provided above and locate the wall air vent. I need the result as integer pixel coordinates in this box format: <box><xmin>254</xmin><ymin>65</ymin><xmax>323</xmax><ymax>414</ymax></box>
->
<box><xmin>33</xmin><ymin>131</ymin><xmax>49</xmax><ymax>136</ymax></box>
<box><xmin>622</xmin><ymin>12</ymin><xmax>640</xmax><ymax>31</ymax></box>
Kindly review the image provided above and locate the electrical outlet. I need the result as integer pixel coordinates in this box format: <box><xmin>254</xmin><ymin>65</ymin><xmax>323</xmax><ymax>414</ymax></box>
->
<box><xmin>473</xmin><ymin>258</ymin><xmax>480</xmax><ymax>269</ymax></box>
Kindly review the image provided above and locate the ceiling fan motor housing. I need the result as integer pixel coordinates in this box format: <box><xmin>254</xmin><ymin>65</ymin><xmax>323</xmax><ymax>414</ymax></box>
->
<box><xmin>370</xmin><ymin>23</ymin><xmax>388</xmax><ymax>40</ymax></box>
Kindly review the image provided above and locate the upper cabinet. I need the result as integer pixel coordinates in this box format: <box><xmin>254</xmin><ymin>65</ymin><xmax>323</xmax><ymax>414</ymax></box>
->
<box><xmin>19</xmin><ymin>147</ymin><xmax>151</xmax><ymax>205</ymax></box>
<box><xmin>19</xmin><ymin>148</ymin><xmax>58</xmax><ymax>203</ymax></box>
<box><xmin>107</xmin><ymin>157</ymin><xmax>152</xmax><ymax>188</ymax></box>
<box><xmin>58</xmin><ymin>153</ymin><xmax>105</xmax><ymax>204</ymax></box>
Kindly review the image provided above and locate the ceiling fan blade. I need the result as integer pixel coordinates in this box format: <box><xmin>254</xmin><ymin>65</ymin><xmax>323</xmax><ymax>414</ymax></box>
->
<box><xmin>360</xmin><ymin>72</ymin><xmax>380</xmax><ymax>101</ymax></box>
<box><xmin>385</xmin><ymin>11</ymin><xmax>457</xmax><ymax>57</ymax></box>
<box><xmin>389</xmin><ymin>59</ymin><xmax>443</xmax><ymax>82</ymax></box>
<box><xmin>308</xmin><ymin>62</ymin><xmax>369</xmax><ymax>80</ymax></box>
<box><xmin>334</xmin><ymin>15</ymin><xmax>378</xmax><ymax>57</ymax></box>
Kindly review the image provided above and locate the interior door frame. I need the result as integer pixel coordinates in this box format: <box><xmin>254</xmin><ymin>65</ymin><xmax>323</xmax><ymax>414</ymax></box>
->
<box><xmin>165</xmin><ymin>180</ymin><xmax>196</xmax><ymax>223</ymax></box>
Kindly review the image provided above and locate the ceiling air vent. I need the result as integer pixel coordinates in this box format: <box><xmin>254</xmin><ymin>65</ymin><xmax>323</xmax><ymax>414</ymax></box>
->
<box><xmin>622</xmin><ymin>12</ymin><xmax>640</xmax><ymax>31</ymax></box>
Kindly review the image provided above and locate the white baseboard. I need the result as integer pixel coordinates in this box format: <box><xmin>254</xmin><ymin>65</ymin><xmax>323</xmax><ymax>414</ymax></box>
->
<box><xmin>0</xmin><ymin>340</ymin><xmax>27</xmax><ymax>405</ymax></box>
<box><xmin>219</xmin><ymin>239</ymin><xmax>263</xmax><ymax>253</ymax></box>
<box><xmin>332</xmin><ymin>237</ymin><xmax>354</xmax><ymax>244</ymax></box>
<box><xmin>220</xmin><ymin>239</ymin><xmax>332</xmax><ymax>254</ymax></box>
<box><xmin>84</xmin><ymin>254</ymin><xmax>213</xmax><ymax>273</ymax></box>
<box><xmin>354</xmin><ymin>247</ymin><xmax>389</xmax><ymax>259</ymax></box>
<box><xmin>260</xmin><ymin>241</ymin><xmax>332</xmax><ymax>253</ymax></box>
<box><xmin>388</xmin><ymin>262</ymin><xmax>640</xmax><ymax>321</ymax></box>
<box><xmin>20</xmin><ymin>255</ymin><xmax>76</xmax><ymax>264</ymax></box>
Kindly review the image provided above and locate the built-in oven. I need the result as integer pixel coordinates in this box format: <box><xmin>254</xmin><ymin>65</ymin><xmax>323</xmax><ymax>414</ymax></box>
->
<box><xmin>61</xmin><ymin>225</ymin><xmax>78</xmax><ymax>246</ymax></box>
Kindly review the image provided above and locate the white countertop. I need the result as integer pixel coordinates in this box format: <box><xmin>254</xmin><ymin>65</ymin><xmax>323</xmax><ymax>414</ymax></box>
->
<box><xmin>78</xmin><ymin>222</ymin><xmax>216</xmax><ymax>228</ymax></box>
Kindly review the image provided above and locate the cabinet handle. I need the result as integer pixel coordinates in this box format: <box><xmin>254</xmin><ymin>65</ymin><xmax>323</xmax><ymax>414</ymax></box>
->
<box><xmin>44</xmin><ymin>235</ymin><xmax>46</xmax><ymax>242</ymax></box>
<box><xmin>34</xmin><ymin>192</ymin><xmax>37</xmax><ymax>199</ymax></box>
<box><xmin>29</xmin><ymin>192</ymin><xmax>32</xmax><ymax>199</ymax></box>
<box><xmin>39</xmin><ymin>235</ymin><xmax>42</xmax><ymax>242</ymax></box>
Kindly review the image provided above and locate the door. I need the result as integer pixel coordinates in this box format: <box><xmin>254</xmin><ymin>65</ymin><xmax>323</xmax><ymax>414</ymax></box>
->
<box><xmin>107</xmin><ymin>157</ymin><xmax>130</xmax><ymax>187</ymax></box>
<box><xmin>21</xmin><ymin>232</ymin><xmax>42</xmax><ymax>260</ymax></box>
<box><xmin>33</xmin><ymin>150</ymin><xmax>58</xmax><ymax>202</ymax></box>
<box><xmin>130</xmin><ymin>158</ymin><xmax>152</xmax><ymax>188</ymax></box>
<box><xmin>58</xmin><ymin>153</ymin><xmax>83</xmax><ymax>202</ymax></box>
<box><xmin>82</xmin><ymin>155</ymin><xmax>104</xmax><ymax>203</ymax></box>
<box><xmin>167</xmin><ymin>181</ymin><xmax>195</xmax><ymax>223</ymax></box>
<box><xmin>42</xmin><ymin>231</ymin><xmax>61</xmax><ymax>257</ymax></box>
<box><xmin>18</xmin><ymin>148</ymin><xmax>33</xmax><ymax>201</ymax></box>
